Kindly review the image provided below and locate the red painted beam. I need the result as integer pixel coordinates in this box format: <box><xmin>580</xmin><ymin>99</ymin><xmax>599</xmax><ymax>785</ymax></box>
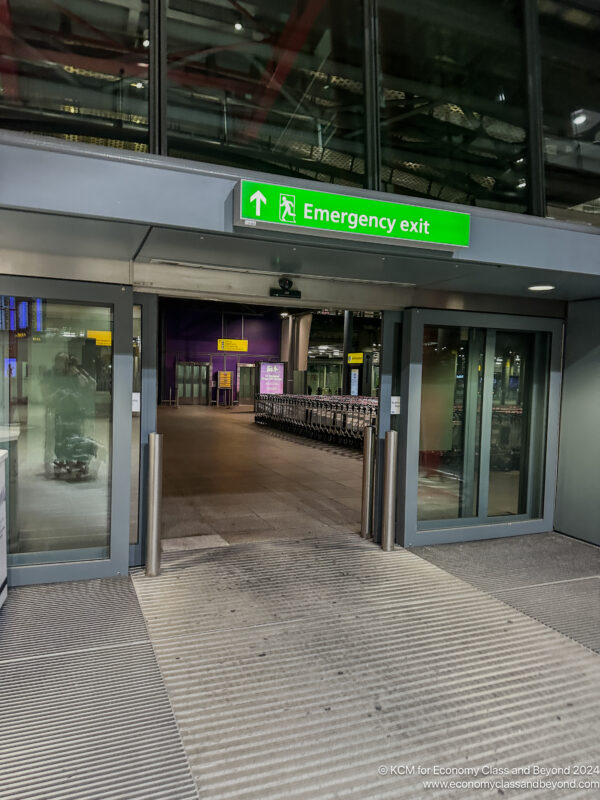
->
<box><xmin>244</xmin><ymin>0</ymin><xmax>326</xmax><ymax>140</ymax></box>
<box><xmin>0</xmin><ymin>0</ymin><xmax>19</xmax><ymax>100</ymax></box>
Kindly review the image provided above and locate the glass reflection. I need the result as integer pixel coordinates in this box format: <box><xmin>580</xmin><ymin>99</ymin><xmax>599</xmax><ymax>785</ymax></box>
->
<box><xmin>418</xmin><ymin>326</ymin><xmax>484</xmax><ymax>521</ymax></box>
<box><xmin>378</xmin><ymin>0</ymin><xmax>529</xmax><ymax>213</ymax></box>
<box><xmin>0</xmin><ymin>0</ymin><xmax>149</xmax><ymax>150</ymax></box>
<box><xmin>539</xmin><ymin>0</ymin><xmax>600</xmax><ymax>226</ymax></box>
<box><xmin>0</xmin><ymin>298</ymin><xmax>113</xmax><ymax>564</ymax></box>
<box><xmin>166</xmin><ymin>0</ymin><xmax>365</xmax><ymax>186</ymax></box>
<box><xmin>488</xmin><ymin>330</ymin><xmax>548</xmax><ymax>517</ymax></box>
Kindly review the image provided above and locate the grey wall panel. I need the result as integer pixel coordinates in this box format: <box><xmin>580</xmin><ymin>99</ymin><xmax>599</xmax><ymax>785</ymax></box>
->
<box><xmin>555</xmin><ymin>299</ymin><xmax>600</xmax><ymax>544</ymax></box>
<box><xmin>0</xmin><ymin>249</ymin><xmax>130</xmax><ymax>284</ymax></box>
<box><xmin>0</xmin><ymin>210</ymin><xmax>148</xmax><ymax>260</ymax></box>
<box><xmin>457</xmin><ymin>216</ymin><xmax>600</xmax><ymax>276</ymax></box>
<box><xmin>0</xmin><ymin>142</ymin><xmax>233</xmax><ymax>232</ymax></box>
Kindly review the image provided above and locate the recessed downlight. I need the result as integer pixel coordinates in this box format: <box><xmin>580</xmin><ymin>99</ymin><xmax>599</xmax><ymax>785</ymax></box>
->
<box><xmin>528</xmin><ymin>284</ymin><xmax>556</xmax><ymax>292</ymax></box>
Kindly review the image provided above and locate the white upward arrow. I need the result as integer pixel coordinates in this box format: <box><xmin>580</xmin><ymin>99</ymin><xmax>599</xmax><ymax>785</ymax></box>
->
<box><xmin>250</xmin><ymin>190</ymin><xmax>267</xmax><ymax>215</ymax></box>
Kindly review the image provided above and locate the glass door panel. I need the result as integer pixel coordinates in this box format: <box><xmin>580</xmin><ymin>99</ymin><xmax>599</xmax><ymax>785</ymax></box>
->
<box><xmin>418</xmin><ymin>326</ymin><xmax>484</xmax><ymax>521</ymax></box>
<box><xmin>1</xmin><ymin>297</ymin><xmax>113</xmax><ymax>565</ymax></box>
<box><xmin>191</xmin><ymin>364</ymin><xmax>200</xmax><ymax>402</ymax></box>
<box><xmin>488</xmin><ymin>330</ymin><xmax>549</xmax><ymax>518</ymax></box>
<box><xmin>176</xmin><ymin>361</ymin><xmax>207</xmax><ymax>404</ymax></box>
<box><xmin>176</xmin><ymin>362</ymin><xmax>184</xmax><ymax>402</ymax></box>
<box><xmin>238</xmin><ymin>365</ymin><xmax>255</xmax><ymax>405</ymax></box>
<box><xmin>417</xmin><ymin>324</ymin><xmax>550</xmax><ymax>528</ymax></box>
<box><xmin>199</xmin><ymin>364</ymin><xmax>208</xmax><ymax>405</ymax></box>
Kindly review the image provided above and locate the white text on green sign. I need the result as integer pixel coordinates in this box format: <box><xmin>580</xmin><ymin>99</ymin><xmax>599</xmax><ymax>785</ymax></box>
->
<box><xmin>237</xmin><ymin>180</ymin><xmax>470</xmax><ymax>249</ymax></box>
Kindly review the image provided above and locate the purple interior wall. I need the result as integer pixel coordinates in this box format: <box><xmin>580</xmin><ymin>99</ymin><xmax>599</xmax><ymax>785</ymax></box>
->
<box><xmin>161</xmin><ymin>299</ymin><xmax>281</xmax><ymax>402</ymax></box>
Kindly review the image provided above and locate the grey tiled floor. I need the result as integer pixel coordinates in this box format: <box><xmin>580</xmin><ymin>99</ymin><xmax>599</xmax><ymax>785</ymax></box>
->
<box><xmin>413</xmin><ymin>531</ymin><xmax>600</xmax><ymax>654</ymax></box>
<box><xmin>158</xmin><ymin>406</ymin><xmax>361</xmax><ymax>542</ymax></box>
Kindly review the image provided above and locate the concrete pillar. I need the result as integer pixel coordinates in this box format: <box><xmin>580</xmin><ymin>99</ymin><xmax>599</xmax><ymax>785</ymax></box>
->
<box><xmin>342</xmin><ymin>310</ymin><xmax>353</xmax><ymax>395</ymax></box>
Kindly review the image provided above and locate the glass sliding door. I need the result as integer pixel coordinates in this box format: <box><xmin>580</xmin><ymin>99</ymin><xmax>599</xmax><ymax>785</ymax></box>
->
<box><xmin>417</xmin><ymin>324</ymin><xmax>551</xmax><ymax>529</ymax></box>
<box><xmin>176</xmin><ymin>361</ymin><xmax>208</xmax><ymax>404</ymax></box>
<box><xmin>0</xmin><ymin>297</ymin><xmax>114</xmax><ymax>564</ymax></box>
<box><xmin>487</xmin><ymin>330</ymin><xmax>550</xmax><ymax>519</ymax></box>
<box><xmin>418</xmin><ymin>326</ymin><xmax>484</xmax><ymax>521</ymax></box>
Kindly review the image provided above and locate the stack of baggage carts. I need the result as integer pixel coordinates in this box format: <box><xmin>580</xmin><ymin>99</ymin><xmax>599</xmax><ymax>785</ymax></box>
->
<box><xmin>255</xmin><ymin>394</ymin><xmax>377</xmax><ymax>449</ymax></box>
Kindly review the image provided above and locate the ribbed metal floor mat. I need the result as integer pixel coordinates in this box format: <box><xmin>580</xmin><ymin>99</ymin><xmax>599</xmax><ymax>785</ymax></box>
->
<box><xmin>0</xmin><ymin>577</ymin><xmax>148</xmax><ymax>659</ymax></box>
<box><xmin>413</xmin><ymin>532</ymin><xmax>600</xmax><ymax>656</ymax></box>
<box><xmin>0</xmin><ymin>578</ymin><xmax>198</xmax><ymax>800</ymax></box>
<box><xmin>133</xmin><ymin>534</ymin><xmax>600</xmax><ymax>800</ymax></box>
<box><xmin>495</xmin><ymin>578</ymin><xmax>600</xmax><ymax>654</ymax></box>
<box><xmin>412</xmin><ymin>532</ymin><xmax>600</xmax><ymax>593</ymax></box>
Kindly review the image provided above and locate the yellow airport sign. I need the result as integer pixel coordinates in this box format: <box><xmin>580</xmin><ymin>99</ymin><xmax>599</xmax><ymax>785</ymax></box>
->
<box><xmin>87</xmin><ymin>330</ymin><xmax>112</xmax><ymax>347</ymax></box>
<box><xmin>218</xmin><ymin>371</ymin><xmax>232</xmax><ymax>389</ymax></box>
<box><xmin>217</xmin><ymin>338</ymin><xmax>248</xmax><ymax>352</ymax></box>
<box><xmin>347</xmin><ymin>352</ymin><xmax>364</xmax><ymax>364</ymax></box>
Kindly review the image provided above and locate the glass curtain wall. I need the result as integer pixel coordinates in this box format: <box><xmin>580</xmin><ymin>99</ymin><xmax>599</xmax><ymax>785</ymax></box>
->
<box><xmin>165</xmin><ymin>0</ymin><xmax>366</xmax><ymax>185</ymax></box>
<box><xmin>417</xmin><ymin>324</ymin><xmax>550</xmax><ymax>526</ymax></box>
<box><xmin>377</xmin><ymin>0</ymin><xmax>529</xmax><ymax>213</ymax></box>
<box><xmin>0</xmin><ymin>0</ymin><xmax>149</xmax><ymax>150</ymax></box>
<box><xmin>539</xmin><ymin>0</ymin><xmax>600</xmax><ymax>227</ymax></box>
<box><xmin>0</xmin><ymin>1</ymin><xmax>597</xmax><ymax>228</ymax></box>
<box><xmin>0</xmin><ymin>296</ymin><xmax>113</xmax><ymax>564</ymax></box>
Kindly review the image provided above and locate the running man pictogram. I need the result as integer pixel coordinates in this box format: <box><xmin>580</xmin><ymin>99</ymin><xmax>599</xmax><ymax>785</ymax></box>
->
<box><xmin>279</xmin><ymin>194</ymin><xmax>296</xmax><ymax>223</ymax></box>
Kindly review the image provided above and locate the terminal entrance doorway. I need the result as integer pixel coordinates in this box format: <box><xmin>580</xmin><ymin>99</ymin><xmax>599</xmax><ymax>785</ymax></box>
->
<box><xmin>155</xmin><ymin>298</ymin><xmax>380</xmax><ymax>549</ymax></box>
<box><xmin>152</xmin><ymin>299</ymin><xmax>562</xmax><ymax>554</ymax></box>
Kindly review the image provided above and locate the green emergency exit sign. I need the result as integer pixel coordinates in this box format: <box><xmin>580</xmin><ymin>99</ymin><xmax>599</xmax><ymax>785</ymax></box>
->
<box><xmin>235</xmin><ymin>179</ymin><xmax>470</xmax><ymax>250</ymax></box>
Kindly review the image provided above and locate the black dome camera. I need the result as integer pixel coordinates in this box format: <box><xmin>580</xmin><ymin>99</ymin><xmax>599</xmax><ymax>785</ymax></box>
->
<box><xmin>279</xmin><ymin>277</ymin><xmax>294</xmax><ymax>291</ymax></box>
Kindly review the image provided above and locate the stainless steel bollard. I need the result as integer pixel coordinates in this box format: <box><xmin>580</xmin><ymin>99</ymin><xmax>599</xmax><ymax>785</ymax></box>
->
<box><xmin>361</xmin><ymin>426</ymin><xmax>375</xmax><ymax>538</ymax></box>
<box><xmin>381</xmin><ymin>429</ymin><xmax>398</xmax><ymax>552</ymax></box>
<box><xmin>146</xmin><ymin>432</ymin><xmax>163</xmax><ymax>577</ymax></box>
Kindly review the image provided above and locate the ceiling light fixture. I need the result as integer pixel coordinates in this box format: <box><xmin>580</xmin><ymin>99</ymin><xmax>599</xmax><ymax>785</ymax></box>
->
<box><xmin>142</xmin><ymin>38</ymin><xmax>150</xmax><ymax>47</ymax></box>
<box><xmin>573</xmin><ymin>112</ymin><xmax>587</xmax><ymax>126</ymax></box>
<box><xmin>528</xmin><ymin>284</ymin><xmax>556</xmax><ymax>292</ymax></box>
<box><xmin>234</xmin><ymin>21</ymin><xmax>243</xmax><ymax>31</ymax></box>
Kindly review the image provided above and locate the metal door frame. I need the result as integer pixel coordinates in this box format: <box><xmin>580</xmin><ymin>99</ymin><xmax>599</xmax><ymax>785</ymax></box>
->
<box><xmin>130</xmin><ymin>292</ymin><xmax>157</xmax><ymax>567</ymax></box>
<box><xmin>397</xmin><ymin>309</ymin><xmax>563</xmax><ymax>547</ymax></box>
<box><xmin>1</xmin><ymin>275</ymin><xmax>133</xmax><ymax>585</ymax></box>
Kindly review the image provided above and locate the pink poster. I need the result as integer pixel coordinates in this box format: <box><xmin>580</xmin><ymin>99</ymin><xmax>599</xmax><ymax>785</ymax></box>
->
<box><xmin>260</xmin><ymin>362</ymin><xmax>284</xmax><ymax>394</ymax></box>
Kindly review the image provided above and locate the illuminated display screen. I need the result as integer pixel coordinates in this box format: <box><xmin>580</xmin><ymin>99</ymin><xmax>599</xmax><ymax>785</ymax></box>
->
<box><xmin>260</xmin><ymin>362</ymin><xmax>284</xmax><ymax>395</ymax></box>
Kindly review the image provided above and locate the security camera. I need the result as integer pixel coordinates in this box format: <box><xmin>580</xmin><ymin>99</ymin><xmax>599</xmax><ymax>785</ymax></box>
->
<box><xmin>279</xmin><ymin>277</ymin><xmax>293</xmax><ymax>291</ymax></box>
